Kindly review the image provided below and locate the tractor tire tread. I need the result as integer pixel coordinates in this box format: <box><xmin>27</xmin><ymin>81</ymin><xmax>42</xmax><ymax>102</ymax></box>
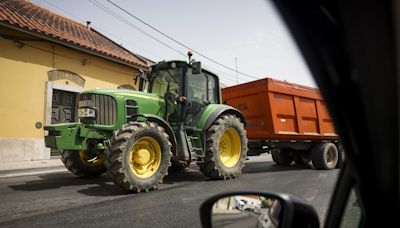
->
<box><xmin>106</xmin><ymin>121</ymin><xmax>172</xmax><ymax>193</ymax></box>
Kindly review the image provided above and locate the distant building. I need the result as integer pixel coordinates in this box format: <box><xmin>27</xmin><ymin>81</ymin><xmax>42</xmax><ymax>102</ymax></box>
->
<box><xmin>0</xmin><ymin>0</ymin><xmax>150</xmax><ymax>162</ymax></box>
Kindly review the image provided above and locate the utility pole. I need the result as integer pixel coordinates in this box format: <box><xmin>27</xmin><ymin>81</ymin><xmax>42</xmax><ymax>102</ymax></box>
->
<box><xmin>235</xmin><ymin>57</ymin><xmax>238</xmax><ymax>85</ymax></box>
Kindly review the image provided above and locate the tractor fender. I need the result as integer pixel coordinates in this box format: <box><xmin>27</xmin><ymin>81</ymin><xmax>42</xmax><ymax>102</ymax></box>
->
<box><xmin>197</xmin><ymin>105</ymin><xmax>247</xmax><ymax>157</ymax></box>
<box><xmin>130</xmin><ymin>114</ymin><xmax>177</xmax><ymax>156</ymax></box>
<box><xmin>201</xmin><ymin>105</ymin><xmax>247</xmax><ymax>133</ymax></box>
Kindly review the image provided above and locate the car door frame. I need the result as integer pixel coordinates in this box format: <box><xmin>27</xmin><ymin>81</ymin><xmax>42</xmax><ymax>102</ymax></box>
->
<box><xmin>272</xmin><ymin>0</ymin><xmax>399</xmax><ymax>226</ymax></box>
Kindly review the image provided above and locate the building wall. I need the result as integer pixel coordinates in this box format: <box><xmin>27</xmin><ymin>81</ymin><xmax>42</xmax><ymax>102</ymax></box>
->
<box><xmin>0</xmin><ymin>29</ymin><xmax>142</xmax><ymax>162</ymax></box>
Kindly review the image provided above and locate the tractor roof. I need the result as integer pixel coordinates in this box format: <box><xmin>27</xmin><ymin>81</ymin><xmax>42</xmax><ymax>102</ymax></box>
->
<box><xmin>151</xmin><ymin>60</ymin><xmax>219</xmax><ymax>78</ymax></box>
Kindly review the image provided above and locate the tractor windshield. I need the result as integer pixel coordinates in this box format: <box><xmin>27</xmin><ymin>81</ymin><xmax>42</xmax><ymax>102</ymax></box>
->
<box><xmin>187</xmin><ymin>72</ymin><xmax>219</xmax><ymax>104</ymax></box>
<box><xmin>149</xmin><ymin>68</ymin><xmax>183</xmax><ymax>97</ymax></box>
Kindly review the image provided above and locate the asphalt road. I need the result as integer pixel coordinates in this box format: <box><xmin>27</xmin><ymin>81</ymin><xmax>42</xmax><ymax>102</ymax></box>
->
<box><xmin>0</xmin><ymin>154</ymin><xmax>339</xmax><ymax>228</ymax></box>
<box><xmin>213</xmin><ymin>213</ymin><xmax>260</xmax><ymax>228</ymax></box>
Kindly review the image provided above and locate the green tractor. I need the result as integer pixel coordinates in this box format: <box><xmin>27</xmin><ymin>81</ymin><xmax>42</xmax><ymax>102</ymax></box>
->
<box><xmin>44</xmin><ymin>58</ymin><xmax>248</xmax><ymax>192</ymax></box>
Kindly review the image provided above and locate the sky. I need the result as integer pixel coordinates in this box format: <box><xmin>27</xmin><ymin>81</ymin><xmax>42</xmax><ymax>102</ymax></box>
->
<box><xmin>32</xmin><ymin>0</ymin><xmax>316</xmax><ymax>87</ymax></box>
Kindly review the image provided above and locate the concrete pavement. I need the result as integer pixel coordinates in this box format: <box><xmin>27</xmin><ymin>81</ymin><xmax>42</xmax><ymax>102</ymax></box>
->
<box><xmin>0</xmin><ymin>157</ymin><xmax>66</xmax><ymax>178</ymax></box>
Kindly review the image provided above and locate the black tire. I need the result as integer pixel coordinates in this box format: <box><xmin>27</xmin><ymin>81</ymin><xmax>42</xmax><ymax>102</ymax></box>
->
<box><xmin>199</xmin><ymin>114</ymin><xmax>248</xmax><ymax>179</ymax></box>
<box><xmin>271</xmin><ymin>149</ymin><xmax>294</xmax><ymax>165</ymax></box>
<box><xmin>105</xmin><ymin>121</ymin><xmax>172</xmax><ymax>192</ymax></box>
<box><xmin>335</xmin><ymin>143</ymin><xmax>345</xmax><ymax>168</ymax></box>
<box><xmin>311</xmin><ymin>143</ymin><xmax>338</xmax><ymax>170</ymax></box>
<box><xmin>61</xmin><ymin>150</ymin><xmax>106</xmax><ymax>178</ymax></box>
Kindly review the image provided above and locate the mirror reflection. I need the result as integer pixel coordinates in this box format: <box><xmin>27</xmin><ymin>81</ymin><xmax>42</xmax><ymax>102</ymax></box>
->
<box><xmin>212</xmin><ymin>194</ymin><xmax>282</xmax><ymax>228</ymax></box>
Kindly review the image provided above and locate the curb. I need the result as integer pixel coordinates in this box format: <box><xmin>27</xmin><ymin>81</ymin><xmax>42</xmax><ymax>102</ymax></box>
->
<box><xmin>0</xmin><ymin>166</ymin><xmax>67</xmax><ymax>178</ymax></box>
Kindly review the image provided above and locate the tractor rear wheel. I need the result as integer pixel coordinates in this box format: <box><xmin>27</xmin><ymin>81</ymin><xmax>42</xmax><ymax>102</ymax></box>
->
<box><xmin>199</xmin><ymin>114</ymin><xmax>248</xmax><ymax>179</ymax></box>
<box><xmin>61</xmin><ymin>150</ymin><xmax>106</xmax><ymax>178</ymax></box>
<box><xmin>105</xmin><ymin>121</ymin><xmax>172</xmax><ymax>192</ymax></box>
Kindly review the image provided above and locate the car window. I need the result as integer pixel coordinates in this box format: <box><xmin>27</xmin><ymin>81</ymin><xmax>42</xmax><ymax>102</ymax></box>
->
<box><xmin>3</xmin><ymin>1</ymin><xmax>342</xmax><ymax>228</ymax></box>
<box><xmin>340</xmin><ymin>187</ymin><xmax>362</xmax><ymax>227</ymax></box>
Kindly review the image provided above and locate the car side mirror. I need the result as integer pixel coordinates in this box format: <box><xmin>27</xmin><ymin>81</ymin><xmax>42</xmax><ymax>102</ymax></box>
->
<box><xmin>200</xmin><ymin>191</ymin><xmax>319</xmax><ymax>228</ymax></box>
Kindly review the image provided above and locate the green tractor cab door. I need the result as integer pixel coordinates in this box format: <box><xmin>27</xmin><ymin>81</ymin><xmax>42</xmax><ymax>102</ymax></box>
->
<box><xmin>148</xmin><ymin>65</ymin><xmax>184</xmax><ymax>125</ymax></box>
<box><xmin>184</xmin><ymin>69</ymin><xmax>219</xmax><ymax>131</ymax></box>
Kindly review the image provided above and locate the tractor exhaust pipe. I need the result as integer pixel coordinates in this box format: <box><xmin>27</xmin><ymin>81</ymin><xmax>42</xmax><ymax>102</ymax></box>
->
<box><xmin>175</xmin><ymin>124</ymin><xmax>190</xmax><ymax>161</ymax></box>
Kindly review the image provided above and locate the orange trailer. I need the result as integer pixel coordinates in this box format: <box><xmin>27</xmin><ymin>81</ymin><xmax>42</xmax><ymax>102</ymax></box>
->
<box><xmin>222</xmin><ymin>78</ymin><xmax>343</xmax><ymax>170</ymax></box>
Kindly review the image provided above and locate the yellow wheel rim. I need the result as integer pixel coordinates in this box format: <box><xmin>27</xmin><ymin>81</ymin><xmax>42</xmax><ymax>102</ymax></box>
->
<box><xmin>129</xmin><ymin>137</ymin><xmax>161</xmax><ymax>179</ymax></box>
<box><xmin>219</xmin><ymin>127</ymin><xmax>241</xmax><ymax>168</ymax></box>
<box><xmin>79</xmin><ymin>150</ymin><xmax>105</xmax><ymax>167</ymax></box>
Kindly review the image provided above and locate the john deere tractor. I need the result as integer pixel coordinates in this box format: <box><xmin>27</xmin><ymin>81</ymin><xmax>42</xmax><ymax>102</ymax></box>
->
<box><xmin>45</xmin><ymin>59</ymin><xmax>248</xmax><ymax>192</ymax></box>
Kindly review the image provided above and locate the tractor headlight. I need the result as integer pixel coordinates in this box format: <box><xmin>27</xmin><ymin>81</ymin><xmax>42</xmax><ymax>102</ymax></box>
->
<box><xmin>78</xmin><ymin>108</ymin><xmax>96</xmax><ymax>118</ymax></box>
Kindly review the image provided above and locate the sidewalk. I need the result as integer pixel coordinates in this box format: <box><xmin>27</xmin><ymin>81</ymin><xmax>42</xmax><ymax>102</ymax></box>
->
<box><xmin>0</xmin><ymin>153</ymin><xmax>272</xmax><ymax>178</ymax></box>
<box><xmin>0</xmin><ymin>157</ymin><xmax>66</xmax><ymax>178</ymax></box>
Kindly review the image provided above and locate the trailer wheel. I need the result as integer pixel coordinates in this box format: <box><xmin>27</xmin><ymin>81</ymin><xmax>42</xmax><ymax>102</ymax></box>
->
<box><xmin>105</xmin><ymin>121</ymin><xmax>172</xmax><ymax>193</ymax></box>
<box><xmin>61</xmin><ymin>150</ymin><xmax>106</xmax><ymax>178</ymax></box>
<box><xmin>271</xmin><ymin>149</ymin><xmax>294</xmax><ymax>165</ymax></box>
<box><xmin>311</xmin><ymin>143</ymin><xmax>338</xmax><ymax>170</ymax></box>
<box><xmin>335</xmin><ymin>144</ymin><xmax>345</xmax><ymax>168</ymax></box>
<box><xmin>199</xmin><ymin>114</ymin><xmax>248</xmax><ymax>180</ymax></box>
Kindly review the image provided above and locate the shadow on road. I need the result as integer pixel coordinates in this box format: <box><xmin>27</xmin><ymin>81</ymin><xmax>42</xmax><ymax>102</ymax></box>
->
<box><xmin>6</xmin><ymin>161</ymin><xmax>315</xmax><ymax>196</ymax></box>
<box><xmin>163</xmin><ymin>168</ymin><xmax>208</xmax><ymax>184</ymax></box>
<box><xmin>243</xmin><ymin>161</ymin><xmax>313</xmax><ymax>174</ymax></box>
<box><xmin>8</xmin><ymin>173</ymin><xmax>128</xmax><ymax>196</ymax></box>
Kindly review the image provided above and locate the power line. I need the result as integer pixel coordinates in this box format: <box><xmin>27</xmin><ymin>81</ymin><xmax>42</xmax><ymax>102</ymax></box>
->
<box><xmin>202</xmin><ymin>64</ymin><xmax>237</xmax><ymax>83</ymax></box>
<box><xmin>40</xmin><ymin>0</ymin><xmax>86</xmax><ymax>22</ymax></box>
<box><xmin>38</xmin><ymin>0</ymin><xmax>164</xmax><ymax>61</ymax></box>
<box><xmin>38</xmin><ymin>0</ymin><xmax>244</xmax><ymax>84</ymax></box>
<box><xmin>88</xmin><ymin>0</ymin><xmax>239</xmax><ymax>83</ymax></box>
<box><xmin>88</xmin><ymin>0</ymin><xmax>187</xmax><ymax>58</ymax></box>
<box><xmin>105</xmin><ymin>0</ymin><xmax>260</xmax><ymax>80</ymax></box>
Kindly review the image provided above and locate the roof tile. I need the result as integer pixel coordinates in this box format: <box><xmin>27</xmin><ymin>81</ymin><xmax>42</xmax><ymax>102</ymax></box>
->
<box><xmin>0</xmin><ymin>0</ymin><xmax>148</xmax><ymax>68</ymax></box>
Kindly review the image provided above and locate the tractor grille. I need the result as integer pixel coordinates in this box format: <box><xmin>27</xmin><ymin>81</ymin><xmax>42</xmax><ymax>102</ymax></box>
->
<box><xmin>79</xmin><ymin>93</ymin><xmax>117</xmax><ymax>125</ymax></box>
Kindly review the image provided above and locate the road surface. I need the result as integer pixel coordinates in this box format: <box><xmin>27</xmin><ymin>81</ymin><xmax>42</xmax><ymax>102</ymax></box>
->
<box><xmin>0</xmin><ymin>154</ymin><xmax>339</xmax><ymax>227</ymax></box>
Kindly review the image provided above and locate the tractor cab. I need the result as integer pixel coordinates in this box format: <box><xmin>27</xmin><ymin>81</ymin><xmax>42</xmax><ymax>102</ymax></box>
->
<box><xmin>147</xmin><ymin>60</ymin><xmax>220</xmax><ymax>130</ymax></box>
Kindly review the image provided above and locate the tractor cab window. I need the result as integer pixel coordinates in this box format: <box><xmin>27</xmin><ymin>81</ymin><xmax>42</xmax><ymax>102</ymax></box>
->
<box><xmin>187</xmin><ymin>73</ymin><xmax>207</xmax><ymax>102</ymax></box>
<box><xmin>149</xmin><ymin>68</ymin><xmax>183</xmax><ymax>97</ymax></box>
<box><xmin>207</xmin><ymin>74</ymin><xmax>218</xmax><ymax>104</ymax></box>
<box><xmin>187</xmin><ymin>72</ymin><xmax>219</xmax><ymax>104</ymax></box>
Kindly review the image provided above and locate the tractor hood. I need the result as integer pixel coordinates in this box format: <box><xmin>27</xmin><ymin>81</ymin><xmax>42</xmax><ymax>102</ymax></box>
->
<box><xmin>79</xmin><ymin>88</ymin><xmax>165</xmax><ymax>129</ymax></box>
<box><xmin>81</xmin><ymin>88</ymin><xmax>164</xmax><ymax>103</ymax></box>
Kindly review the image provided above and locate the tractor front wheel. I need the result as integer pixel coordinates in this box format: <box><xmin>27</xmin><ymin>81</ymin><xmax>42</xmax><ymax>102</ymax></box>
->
<box><xmin>61</xmin><ymin>150</ymin><xmax>106</xmax><ymax>178</ymax></box>
<box><xmin>199</xmin><ymin>114</ymin><xmax>248</xmax><ymax>179</ymax></box>
<box><xmin>105</xmin><ymin>122</ymin><xmax>172</xmax><ymax>192</ymax></box>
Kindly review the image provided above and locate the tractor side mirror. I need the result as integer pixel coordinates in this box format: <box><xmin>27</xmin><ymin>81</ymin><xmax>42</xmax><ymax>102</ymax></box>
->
<box><xmin>192</xmin><ymin>61</ymin><xmax>202</xmax><ymax>74</ymax></box>
<box><xmin>137</xmin><ymin>69</ymin><xmax>149</xmax><ymax>92</ymax></box>
<box><xmin>139</xmin><ymin>68</ymin><xmax>147</xmax><ymax>80</ymax></box>
<box><xmin>200</xmin><ymin>191</ymin><xmax>319</xmax><ymax>228</ymax></box>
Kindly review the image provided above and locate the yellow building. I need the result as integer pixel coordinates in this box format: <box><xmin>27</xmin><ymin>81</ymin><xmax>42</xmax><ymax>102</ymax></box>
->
<box><xmin>0</xmin><ymin>0</ymin><xmax>150</xmax><ymax>163</ymax></box>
